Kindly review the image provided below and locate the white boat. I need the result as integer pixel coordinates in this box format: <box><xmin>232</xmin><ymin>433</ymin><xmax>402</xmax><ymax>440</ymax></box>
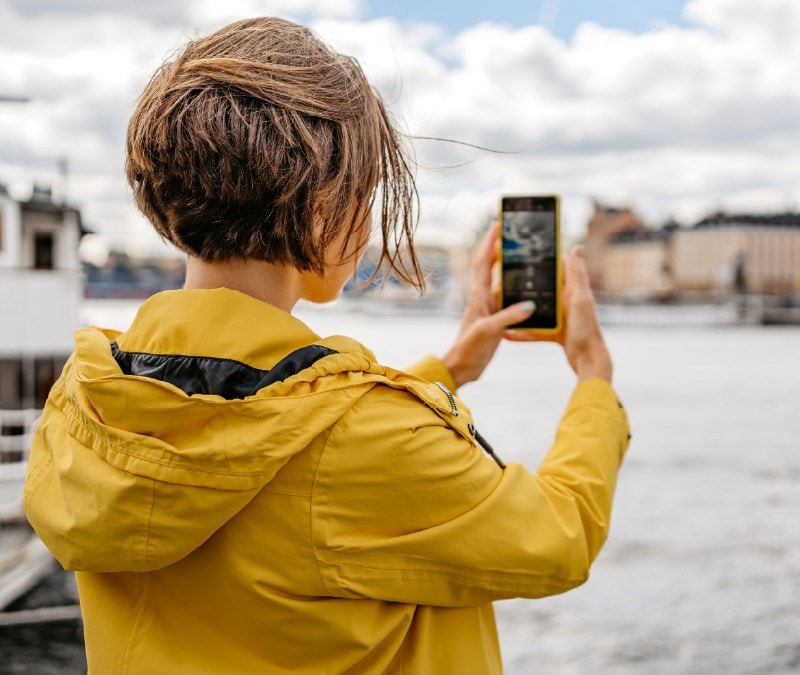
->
<box><xmin>0</xmin><ymin>409</ymin><xmax>39</xmax><ymax>523</ymax></box>
<box><xmin>0</xmin><ymin>184</ymin><xmax>83</xmax><ymax>609</ymax></box>
<box><xmin>0</xmin><ymin>409</ymin><xmax>56</xmax><ymax>610</ymax></box>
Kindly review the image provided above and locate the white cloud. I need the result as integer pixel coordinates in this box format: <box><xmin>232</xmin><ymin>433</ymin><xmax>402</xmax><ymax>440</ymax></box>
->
<box><xmin>3</xmin><ymin>0</ymin><xmax>192</xmax><ymax>23</ymax></box>
<box><xmin>685</xmin><ymin>0</ymin><xmax>800</xmax><ymax>45</ymax></box>
<box><xmin>306</xmin><ymin>1</ymin><xmax>800</xmax><ymax>235</ymax></box>
<box><xmin>1</xmin><ymin>0</ymin><xmax>799</xmax><ymax>253</ymax></box>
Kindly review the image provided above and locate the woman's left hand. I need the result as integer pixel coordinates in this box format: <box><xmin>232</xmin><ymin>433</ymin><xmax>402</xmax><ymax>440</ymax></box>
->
<box><xmin>440</xmin><ymin>221</ymin><xmax>535</xmax><ymax>388</ymax></box>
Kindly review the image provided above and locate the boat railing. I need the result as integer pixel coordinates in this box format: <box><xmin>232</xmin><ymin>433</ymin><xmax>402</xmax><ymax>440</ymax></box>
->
<box><xmin>0</xmin><ymin>409</ymin><xmax>40</xmax><ymax>523</ymax></box>
<box><xmin>0</xmin><ymin>409</ymin><xmax>59</xmax><ymax>612</ymax></box>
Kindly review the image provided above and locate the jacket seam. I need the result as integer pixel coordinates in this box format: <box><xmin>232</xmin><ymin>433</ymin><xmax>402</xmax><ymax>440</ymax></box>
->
<box><xmin>259</xmin><ymin>487</ymin><xmax>312</xmax><ymax>497</ymax></box>
<box><xmin>309</xmin><ymin>425</ymin><xmax>341</xmax><ymax>597</ymax></box>
<box><xmin>314</xmin><ymin>557</ymin><xmax>587</xmax><ymax>587</ymax></box>
<box><xmin>143</xmin><ymin>479</ymin><xmax>156</xmax><ymax>571</ymax></box>
<box><xmin>121</xmin><ymin>573</ymin><xmax>152</xmax><ymax>673</ymax></box>
<box><xmin>65</xmin><ymin>401</ymin><xmax>279</xmax><ymax>478</ymax></box>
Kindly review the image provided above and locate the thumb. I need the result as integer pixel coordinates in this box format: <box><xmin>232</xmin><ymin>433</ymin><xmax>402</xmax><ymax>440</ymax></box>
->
<box><xmin>488</xmin><ymin>300</ymin><xmax>536</xmax><ymax>331</ymax></box>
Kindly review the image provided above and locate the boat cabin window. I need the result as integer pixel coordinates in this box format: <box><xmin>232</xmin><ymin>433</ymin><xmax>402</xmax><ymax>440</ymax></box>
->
<box><xmin>34</xmin><ymin>232</ymin><xmax>55</xmax><ymax>269</ymax></box>
<box><xmin>0</xmin><ymin>356</ymin><xmax>66</xmax><ymax>410</ymax></box>
<box><xmin>0</xmin><ymin>360</ymin><xmax>23</xmax><ymax>409</ymax></box>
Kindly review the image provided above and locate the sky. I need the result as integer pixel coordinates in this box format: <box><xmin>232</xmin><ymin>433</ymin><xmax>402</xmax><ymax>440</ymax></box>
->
<box><xmin>1</xmin><ymin>0</ymin><xmax>799</xmax><ymax>257</ymax></box>
<box><xmin>366</xmin><ymin>0</ymin><xmax>691</xmax><ymax>39</ymax></box>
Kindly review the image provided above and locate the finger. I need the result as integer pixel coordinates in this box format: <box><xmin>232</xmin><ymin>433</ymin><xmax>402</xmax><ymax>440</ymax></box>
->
<box><xmin>503</xmin><ymin>329</ymin><xmax>546</xmax><ymax>342</ymax></box>
<box><xmin>473</xmin><ymin>221</ymin><xmax>499</xmax><ymax>289</ymax></box>
<box><xmin>484</xmin><ymin>300</ymin><xmax>535</xmax><ymax>333</ymax></box>
<box><xmin>488</xmin><ymin>220</ymin><xmax>500</xmax><ymax>266</ymax></box>
<box><xmin>566</xmin><ymin>246</ymin><xmax>591</xmax><ymax>292</ymax></box>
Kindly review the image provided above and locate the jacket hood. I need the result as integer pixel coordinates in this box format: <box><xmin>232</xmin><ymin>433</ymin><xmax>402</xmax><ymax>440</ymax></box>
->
<box><xmin>25</xmin><ymin>290</ymin><xmax>455</xmax><ymax>573</ymax></box>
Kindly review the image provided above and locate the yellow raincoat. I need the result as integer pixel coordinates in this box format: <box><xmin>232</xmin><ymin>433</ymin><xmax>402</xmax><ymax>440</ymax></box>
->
<box><xmin>25</xmin><ymin>289</ymin><xmax>630</xmax><ymax>674</ymax></box>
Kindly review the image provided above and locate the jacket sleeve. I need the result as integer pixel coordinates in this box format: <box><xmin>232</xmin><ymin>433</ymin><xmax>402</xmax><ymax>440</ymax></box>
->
<box><xmin>404</xmin><ymin>354</ymin><xmax>458</xmax><ymax>392</ymax></box>
<box><xmin>310</xmin><ymin>378</ymin><xmax>630</xmax><ymax>607</ymax></box>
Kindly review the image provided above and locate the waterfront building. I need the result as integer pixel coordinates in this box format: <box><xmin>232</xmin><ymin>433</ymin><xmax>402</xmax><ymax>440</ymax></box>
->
<box><xmin>584</xmin><ymin>201</ymin><xmax>647</xmax><ymax>291</ymax></box>
<box><xmin>670</xmin><ymin>213</ymin><xmax>800</xmax><ymax>296</ymax></box>
<box><xmin>344</xmin><ymin>227</ymin><xmax>476</xmax><ymax>312</ymax></box>
<box><xmin>599</xmin><ymin>211</ymin><xmax>800</xmax><ymax>301</ymax></box>
<box><xmin>601</xmin><ymin>228</ymin><xmax>673</xmax><ymax>299</ymax></box>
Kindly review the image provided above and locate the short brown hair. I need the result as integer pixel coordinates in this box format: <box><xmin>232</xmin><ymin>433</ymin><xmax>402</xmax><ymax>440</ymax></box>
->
<box><xmin>126</xmin><ymin>17</ymin><xmax>422</xmax><ymax>288</ymax></box>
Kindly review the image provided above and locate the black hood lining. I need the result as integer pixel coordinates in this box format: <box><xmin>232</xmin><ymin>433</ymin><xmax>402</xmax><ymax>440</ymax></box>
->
<box><xmin>110</xmin><ymin>342</ymin><xmax>338</xmax><ymax>400</ymax></box>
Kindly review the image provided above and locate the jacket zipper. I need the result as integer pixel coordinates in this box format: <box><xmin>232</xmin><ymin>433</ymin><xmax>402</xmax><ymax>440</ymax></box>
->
<box><xmin>433</xmin><ymin>381</ymin><xmax>458</xmax><ymax>416</ymax></box>
<box><xmin>432</xmin><ymin>381</ymin><xmax>505</xmax><ymax>469</ymax></box>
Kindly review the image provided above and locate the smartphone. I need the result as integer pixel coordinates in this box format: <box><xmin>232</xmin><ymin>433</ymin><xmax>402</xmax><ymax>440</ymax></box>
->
<box><xmin>499</xmin><ymin>195</ymin><xmax>562</xmax><ymax>333</ymax></box>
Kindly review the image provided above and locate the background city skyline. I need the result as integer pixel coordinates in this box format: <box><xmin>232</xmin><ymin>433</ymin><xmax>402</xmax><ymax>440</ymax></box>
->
<box><xmin>1</xmin><ymin>0</ymin><xmax>798</xmax><ymax>257</ymax></box>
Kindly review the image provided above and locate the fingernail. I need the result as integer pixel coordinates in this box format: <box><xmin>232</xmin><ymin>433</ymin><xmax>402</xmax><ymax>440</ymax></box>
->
<box><xmin>519</xmin><ymin>300</ymin><xmax>536</xmax><ymax>314</ymax></box>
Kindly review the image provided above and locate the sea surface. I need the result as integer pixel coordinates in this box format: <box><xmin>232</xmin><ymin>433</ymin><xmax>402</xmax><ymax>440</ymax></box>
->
<box><xmin>2</xmin><ymin>299</ymin><xmax>799</xmax><ymax>674</ymax></box>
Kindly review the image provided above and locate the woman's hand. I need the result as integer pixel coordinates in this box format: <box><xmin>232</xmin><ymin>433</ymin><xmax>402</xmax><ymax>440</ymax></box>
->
<box><xmin>442</xmin><ymin>221</ymin><xmax>613</xmax><ymax>388</ymax></box>
<box><xmin>440</xmin><ymin>221</ymin><xmax>536</xmax><ymax>388</ymax></box>
<box><xmin>506</xmin><ymin>246</ymin><xmax>613</xmax><ymax>383</ymax></box>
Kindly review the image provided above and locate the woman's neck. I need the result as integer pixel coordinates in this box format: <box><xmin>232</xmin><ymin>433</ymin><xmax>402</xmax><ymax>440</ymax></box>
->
<box><xmin>183</xmin><ymin>257</ymin><xmax>303</xmax><ymax>313</ymax></box>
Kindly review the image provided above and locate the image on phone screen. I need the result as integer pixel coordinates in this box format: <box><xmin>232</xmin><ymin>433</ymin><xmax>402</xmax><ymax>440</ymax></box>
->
<box><xmin>501</xmin><ymin>196</ymin><xmax>559</xmax><ymax>329</ymax></box>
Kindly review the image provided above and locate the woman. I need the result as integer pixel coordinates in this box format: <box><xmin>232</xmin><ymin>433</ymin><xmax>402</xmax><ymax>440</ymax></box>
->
<box><xmin>25</xmin><ymin>17</ymin><xmax>629</xmax><ymax>674</ymax></box>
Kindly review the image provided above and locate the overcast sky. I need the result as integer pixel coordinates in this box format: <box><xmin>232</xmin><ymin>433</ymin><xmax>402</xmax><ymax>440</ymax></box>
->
<box><xmin>1</xmin><ymin>0</ymin><xmax>798</xmax><ymax>255</ymax></box>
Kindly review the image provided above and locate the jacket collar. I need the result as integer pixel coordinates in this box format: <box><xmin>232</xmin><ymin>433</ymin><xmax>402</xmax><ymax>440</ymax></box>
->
<box><xmin>114</xmin><ymin>288</ymin><xmax>321</xmax><ymax>371</ymax></box>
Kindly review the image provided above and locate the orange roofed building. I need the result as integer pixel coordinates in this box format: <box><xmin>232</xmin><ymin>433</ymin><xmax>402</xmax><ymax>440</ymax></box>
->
<box><xmin>584</xmin><ymin>201</ymin><xmax>647</xmax><ymax>291</ymax></box>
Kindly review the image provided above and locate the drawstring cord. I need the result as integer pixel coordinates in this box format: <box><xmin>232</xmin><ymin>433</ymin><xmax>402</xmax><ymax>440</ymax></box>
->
<box><xmin>474</xmin><ymin>428</ymin><xmax>506</xmax><ymax>469</ymax></box>
<box><xmin>435</xmin><ymin>381</ymin><xmax>506</xmax><ymax>469</ymax></box>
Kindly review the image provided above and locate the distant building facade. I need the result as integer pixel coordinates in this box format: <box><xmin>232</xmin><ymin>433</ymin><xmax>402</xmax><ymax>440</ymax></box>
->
<box><xmin>602</xmin><ymin>229</ymin><xmax>673</xmax><ymax>298</ymax></box>
<box><xmin>670</xmin><ymin>213</ymin><xmax>800</xmax><ymax>295</ymax></box>
<box><xmin>84</xmin><ymin>252</ymin><xmax>186</xmax><ymax>299</ymax></box>
<box><xmin>599</xmin><ymin>211</ymin><xmax>800</xmax><ymax>299</ymax></box>
<box><xmin>584</xmin><ymin>201</ymin><xmax>647</xmax><ymax>291</ymax></box>
<box><xmin>344</xmin><ymin>228</ymin><xmax>475</xmax><ymax>311</ymax></box>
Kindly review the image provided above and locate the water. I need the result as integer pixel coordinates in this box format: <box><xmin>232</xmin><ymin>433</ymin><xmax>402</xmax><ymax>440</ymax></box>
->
<box><xmin>7</xmin><ymin>300</ymin><xmax>800</xmax><ymax>673</ymax></box>
<box><xmin>485</xmin><ymin>325</ymin><xmax>800</xmax><ymax>675</ymax></box>
<box><xmin>298</xmin><ymin>306</ymin><xmax>800</xmax><ymax>674</ymax></box>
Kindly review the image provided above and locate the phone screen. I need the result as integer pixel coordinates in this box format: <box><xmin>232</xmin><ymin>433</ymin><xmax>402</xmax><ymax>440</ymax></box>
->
<box><xmin>500</xmin><ymin>195</ymin><xmax>559</xmax><ymax>330</ymax></box>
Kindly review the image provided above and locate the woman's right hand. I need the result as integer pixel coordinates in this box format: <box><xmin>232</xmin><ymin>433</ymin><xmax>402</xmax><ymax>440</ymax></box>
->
<box><xmin>506</xmin><ymin>247</ymin><xmax>613</xmax><ymax>383</ymax></box>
